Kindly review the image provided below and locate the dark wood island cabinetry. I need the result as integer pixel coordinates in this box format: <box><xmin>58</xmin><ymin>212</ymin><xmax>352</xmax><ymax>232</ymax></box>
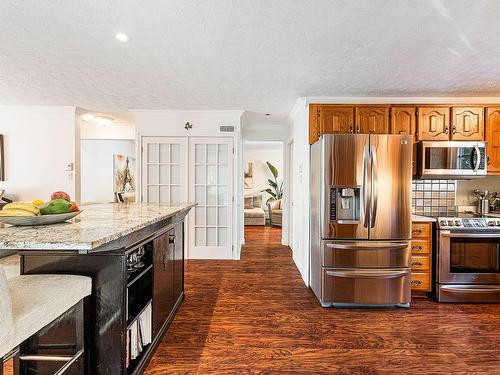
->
<box><xmin>1</xmin><ymin>203</ymin><xmax>193</xmax><ymax>375</ymax></box>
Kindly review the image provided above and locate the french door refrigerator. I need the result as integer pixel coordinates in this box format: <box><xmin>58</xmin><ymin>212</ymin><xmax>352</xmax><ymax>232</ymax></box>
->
<box><xmin>310</xmin><ymin>134</ymin><xmax>413</xmax><ymax>307</ymax></box>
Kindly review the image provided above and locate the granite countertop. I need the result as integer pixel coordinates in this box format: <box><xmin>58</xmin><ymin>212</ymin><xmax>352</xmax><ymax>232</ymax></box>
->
<box><xmin>412</xmin><ymin>214</ymin><xmax>437</xmax><ymax>222</ymax></box>
<box><xmin>0</xmin><ymin>203</ymin><xmax>194</xmax><ymax>251</ymax></box>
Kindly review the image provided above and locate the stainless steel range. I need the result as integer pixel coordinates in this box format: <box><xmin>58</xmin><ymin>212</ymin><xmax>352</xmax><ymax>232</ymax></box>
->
<box><xmin>435</xmin><ymin>214</ymin><xmax>500</xmax><ymax>302</ymax></box>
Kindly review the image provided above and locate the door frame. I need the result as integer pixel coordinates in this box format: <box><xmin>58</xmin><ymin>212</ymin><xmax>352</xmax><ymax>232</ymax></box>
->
<box><xmin>284</xmin><ymin>139</ymin><xmax>294</xmax><ymax>247</ymax></box>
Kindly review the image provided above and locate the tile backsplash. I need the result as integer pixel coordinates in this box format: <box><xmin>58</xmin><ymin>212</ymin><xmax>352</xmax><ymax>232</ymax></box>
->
<box><xmin>412</xmin><ymin>180</ymin><xmax>456</xmax><ymax>215</ymax></box>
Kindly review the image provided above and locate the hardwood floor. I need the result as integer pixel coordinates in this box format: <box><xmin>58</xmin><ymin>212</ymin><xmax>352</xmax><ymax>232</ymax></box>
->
<box><xmin>145</xmin><ymin>226</ymin><xmax>500</xmax><ymax>374</ymax></box>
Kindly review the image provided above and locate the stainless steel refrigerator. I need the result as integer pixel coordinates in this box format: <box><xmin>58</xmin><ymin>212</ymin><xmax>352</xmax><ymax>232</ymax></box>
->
<box><xmin>310</xmin><ymin>134</ymin><xmax>413</xmax><ymax>307</ymax></box>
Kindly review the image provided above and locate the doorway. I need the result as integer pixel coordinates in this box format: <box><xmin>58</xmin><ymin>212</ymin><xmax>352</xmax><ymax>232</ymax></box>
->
<box><xmin>243</xmin><ymin>141</ymin><xmax>284</xmax><ymax>243</ymax></box>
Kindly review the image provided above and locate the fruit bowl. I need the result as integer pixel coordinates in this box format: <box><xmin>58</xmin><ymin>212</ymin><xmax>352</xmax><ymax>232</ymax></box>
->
<box><xmin>0</xmin><ymin>211</ymin><xmax>82</xmax><ymax>226</ymax></box>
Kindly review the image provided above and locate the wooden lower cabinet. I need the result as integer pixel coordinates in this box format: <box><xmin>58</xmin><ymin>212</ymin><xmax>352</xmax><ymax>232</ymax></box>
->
<box><xmin>411</xmin><ymin>221</ymin><xmax>433</xmax><ymax>292</ymax></box>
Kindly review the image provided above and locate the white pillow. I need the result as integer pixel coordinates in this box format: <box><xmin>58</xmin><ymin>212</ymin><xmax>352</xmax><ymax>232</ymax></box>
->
<box><xmin>0</xmin><ymin>266</ymin><xmax>13</xmax><ymax>343</ymax></box>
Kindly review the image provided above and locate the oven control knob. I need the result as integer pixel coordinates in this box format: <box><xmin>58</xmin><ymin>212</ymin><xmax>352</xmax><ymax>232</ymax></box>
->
<box><xmin>454</xmin><ymin>220</ymin><xmax>461</xmax><ymax>226</ymax></box>
<box><xmin>440</xmin><ymin>220</ymin><xmax>447</xmax><ymax>226</ymax></box>
<box><xmin>488</xmin><ymin>221</ymin><xmax>495</xmax><ymax>226</ymax></box>
<box><xmin>447</xmin><ymin>220</ymin><xmax>454</xmax><ymax>226</ymax></box>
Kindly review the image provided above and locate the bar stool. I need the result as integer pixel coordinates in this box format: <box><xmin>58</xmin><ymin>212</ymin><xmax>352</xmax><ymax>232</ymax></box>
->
<box><xmin>0</xmin><ymin>266</ymin><xmax>91</xmax><ymax>375</ymax></box>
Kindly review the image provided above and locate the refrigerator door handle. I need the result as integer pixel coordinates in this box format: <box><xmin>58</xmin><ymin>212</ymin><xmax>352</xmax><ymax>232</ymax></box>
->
<box><xmin>362</xmin><ymin>144</ymin><xmax>371</xmax><ymax>228</ymax></box>
<box><xmin>370</xmin><ymin>144</ymin><xmax>378</xmax><ymax>228</ymax></box>
<box><xmin>326</xmin><ymin>269</ymin><xmax>410</xmax><ymax>279</ymax></box>
<box><xmin>326</xmin><ymin>242</ymin><xmax>409</xmax><ymax>250</ymax></box>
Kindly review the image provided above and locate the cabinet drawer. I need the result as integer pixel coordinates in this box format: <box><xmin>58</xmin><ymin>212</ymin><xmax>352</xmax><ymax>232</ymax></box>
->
<box><xmin>411</xmin><ymin>240</ymin><xmax>431</xmax><ymax>254</ymax></box>
<box><xmin>412</xmin><ymin>223</ymin><xmax>431</xmax><ymax>238</ymax></box>
<box><xmin>411</xmin><ymin>272</ymin><xmax>430</xmax><ymax>291</ymax></box>
<box><xmin>411</xmin><ymin>256</ymin><xmax>430</xmax><ymax>271</ymax></box>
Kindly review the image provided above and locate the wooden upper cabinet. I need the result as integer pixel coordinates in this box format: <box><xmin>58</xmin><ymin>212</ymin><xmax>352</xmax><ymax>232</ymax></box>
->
<box><xmin>391</xmin><ymin>107</ymin><xmax>417</xmax><ymax>139</ymax></box>
<box><xmin>486</xmin><ymin>107</ymin><xmax>500</xmax><ymax>173</ymax></box>
<box><xmin>309</xmin><ymin>104</ymin><xmax>320</xmax><ymax>144</ymax></box>
<box><xmin>355</xmin><ymin>106</ymin><xmax>389</xmax><ymax>134</ymax></box>
<box><xmin>417</xmin><ymin>107</ymin><xmax>450</xmax><ymax>141</ymax></box>
<box><xmin>319</xmin><ymin>106</ymin><xmax>354</xmax><ymax>135</ymax></box>
<box><xmin>451</xmin><ymin>107</ymin><xmax>484</xmax><ymax>141</ymax></box>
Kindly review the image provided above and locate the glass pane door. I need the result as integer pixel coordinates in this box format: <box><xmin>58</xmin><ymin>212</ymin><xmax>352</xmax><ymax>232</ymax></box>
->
<box><xmin>189</xmin><ymin>138</ymin><xmax>233</xmax><ymax>259</ymax></box>
<box><xmin>142</xmin><ymin>137</ymin><xmax>187</xmax><ymax>204</ymax></box>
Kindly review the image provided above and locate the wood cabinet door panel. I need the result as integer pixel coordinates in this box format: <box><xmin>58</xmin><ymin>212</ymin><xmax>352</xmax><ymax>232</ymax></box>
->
<box><xmin>355</xmin><ymin>106</ymin><xmax>389</xmax><ymax>134</ymax></box>
<box><xmin>319</xmin><ymin>106</ymin><xmax>354</xmax><ymax>134</ymax></box>
<box><xmin>391</xmin><ymin>107</ymin><xmax>416</xmax><ymax>138</ymax></box>
<box><xmin>153</xmin><ymin>228</ymin><xmax>175</xmax><ymax>337</ymax></box>
<box><xmin>451</xmin><ymin>107</ymin><xmax>484</xmax><ymax>141</ymax></box>
<box><xmin>417</xmin><ymin>107</ymin><xmax>450</xmax><ymax>141</ymax></box>
<box><xmin>309</xmin><ymin>104</ymin><xmax>320</xmax><ymax>144</ymax></box>
<box><xmin>486</xmin><ymin>107</ymin><xmax>500</xmax><ymax>173</ymax></box>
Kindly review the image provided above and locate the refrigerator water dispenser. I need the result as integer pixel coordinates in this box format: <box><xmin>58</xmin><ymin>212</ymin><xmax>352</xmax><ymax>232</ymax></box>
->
<box><xmin>330</xmin><ymin>187</ymin><xmax>360</xmax><ymax>223</ymax></box>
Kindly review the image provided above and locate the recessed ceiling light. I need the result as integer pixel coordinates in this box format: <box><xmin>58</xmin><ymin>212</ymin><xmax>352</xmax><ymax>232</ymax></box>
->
<box><xmin>81</xmin><ymin>113</ymin><xmax>95</xmax><ymax>122</ymax></box>
<box><xmin>115</xmin><ymin>32</ymin><xmax>129</xmax><ymax>42</ymax></box>
<box><xmin>265</xmin><ymin>113</ymin><xmax>271</xmax><ymax>116</ymax></box>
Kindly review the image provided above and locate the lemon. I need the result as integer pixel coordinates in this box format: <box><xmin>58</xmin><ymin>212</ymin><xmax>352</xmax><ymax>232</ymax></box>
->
<box><xmin>32</xmin><ymin>199</ymin><xmax>44</xmax><ymax>207</ymax></box>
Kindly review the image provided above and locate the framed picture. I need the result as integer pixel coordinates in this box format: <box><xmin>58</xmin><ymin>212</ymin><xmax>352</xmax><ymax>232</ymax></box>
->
<box><xmin>0</xmin><ymin>135</ymin><xmax>4</xmax><ymax>181</ymax></box>
<box><xmin>113</xmin><ymin>154</ymin><xmax>136</xmax><ymax>202</ymax></box>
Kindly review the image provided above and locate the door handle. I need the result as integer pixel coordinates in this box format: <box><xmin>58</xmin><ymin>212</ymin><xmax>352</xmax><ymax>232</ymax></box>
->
<box><xmin>452</xmin><ymin>125</ymin><xmax>456</xmax><ymax>134</ymax></box>
<box><xmin>326</xmin><ymin>269</ymin><xmax>410</xmax><ymax>279</ymax></box>
<box><xmin>445</xmin><ymin>126</ymin><xmax>449</xmax><ymax>135</ymax></box>
<box><xmin>441</xmin><ymin>286</ymin><xmax>500</xmax><ymax>293</ymax></box>
<box><xmin>169</xmin><ymin>234</ymin><xmax>176</xmax><ymax>244</ymax></box>
<box><xmin>411</xmin><ymin>261</ymin><xmax>423</xmax><ymax>267</ymax></box>
<box><xmin>326</xmin><ymin>242</ymin><xmax>408</xmax><ymax>250</ymax></box>
<box><xmin>362</xmin><ymin>144</ymin><xmax>371</xmax><ymax>228</ymax></box>
<box><xmin>473</xmin><ymin>145</ymin><xmax>481</xmax><ymax>172</ymax></box>
<box><xmin>370</xmin><ymin>144</ymin><xmax>378</xmax><ymax>228</ymax></box>
<box><xmin>356</xmin><ymin>124</ymin><xmax>360</xmax><ymax>133</ymax></box>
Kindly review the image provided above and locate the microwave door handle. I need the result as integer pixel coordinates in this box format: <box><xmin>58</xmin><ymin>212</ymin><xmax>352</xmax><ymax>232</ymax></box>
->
<box><xmin>370</xmin><ymin>144</ymin><xmax>378</xmax><ymax>228</ymax></box>
<box><xmin>473</xmin><ymin>146</ymin><xmax>481</xmax><ymax>172</ymax></box>
<box><xmin>362</xmin><ymin>144</ymin><xmax>370</xmax><ymax>228</ymax></box>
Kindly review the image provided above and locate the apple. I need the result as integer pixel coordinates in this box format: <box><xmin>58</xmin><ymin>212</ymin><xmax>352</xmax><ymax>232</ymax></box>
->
<box><xmin>70</xmin><ymin>202</ymin><xmax>80</xmax><ymax>212</ymax></box>
<box><xmin>51</xmin><ymin>191</ymin><xmax>71</xmax><ymax>202</ymax></box>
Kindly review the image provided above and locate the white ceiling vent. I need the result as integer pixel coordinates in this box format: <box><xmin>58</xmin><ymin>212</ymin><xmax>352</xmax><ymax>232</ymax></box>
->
<box><xmin>220</xmin><ymin>126</ymin><xmax>235</xmax><ymax>132</ymax></box>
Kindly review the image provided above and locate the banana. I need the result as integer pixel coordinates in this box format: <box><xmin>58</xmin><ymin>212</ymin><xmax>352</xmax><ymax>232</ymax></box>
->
<box><xmin>0</xmin><ymin>209</ymin><xmax>37</xmax><ymax>217</ymax></box>
<box><xmin>3</xmin><ymin>202</ymin><xmax>40</xmax><ymax>215</ymax></box>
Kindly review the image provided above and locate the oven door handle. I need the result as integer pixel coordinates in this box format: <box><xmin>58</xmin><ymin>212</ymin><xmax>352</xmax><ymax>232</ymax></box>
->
<box><xmin>441</xmin><ymin>286</ymin><xmax>500</xmax><ymax>293</ymax></box>
<box><xmin>441</xmin><ymin>232</ymin><xmax>500</xmax><ymax>238</ymax></box>
<box><xmin>473</xmin><ymin>145</ymin><xmax>481</xmax><ymax>172</ymax></box>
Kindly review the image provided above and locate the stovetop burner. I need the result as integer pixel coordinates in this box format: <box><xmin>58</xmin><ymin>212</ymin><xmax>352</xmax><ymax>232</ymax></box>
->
<box><xmin>417</xmin><ymin>212</ymin><xmax>500</xmax><ymax>229</ymax></box>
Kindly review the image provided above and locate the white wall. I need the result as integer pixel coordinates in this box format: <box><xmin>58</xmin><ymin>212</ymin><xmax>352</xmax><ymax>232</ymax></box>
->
<box><xmin>244</xmin><ymin>142</ymin><xmax>283</xmax><ymax>209</ymax></box>
<box><xmin>456</xmin><ymin>175</ymin><xmax>500</xmax><ymax>208</ymax></box>
<box><xmin>133</xmin><ymin>110</ymin><xmax>243</xmax><ymax>259</ymax></box>
<box><xmin>0</xmin><ymin>106</ymin><xmax>79</xmax><ymax>202</ymax></box>
<box><xmin>80</xmin><ymin>139</ymin><xmax>135</xmax><ymax>204</ymax></box>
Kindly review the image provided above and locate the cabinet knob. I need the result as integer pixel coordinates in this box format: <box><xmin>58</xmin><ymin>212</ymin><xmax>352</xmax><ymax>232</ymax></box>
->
<box><xmin>412</xmin><ymin>261</ymin><xmax>423</xmax><ymax>267</ymax></box>
<box><xmin>356</xmin><ymin>125</ymin><xmax>360</xmax><ymax>133</ymax></box>
<box><xmin>412</xmin><ymin>245</ymin><xmax>422</xmax><ymax>250</ymax></box>
<box><xmin>412</xmin><ymin>229</ymin><xmax>423</xmax><ymax>235</ymax></box>
<box><xmin>169</xmin><ymin>235</ymin><xmax>176</xmax><ymax>244</ymax></box>
<box><xmin>411</xmin><ymin>280</ymin><xmax>422</xmax><ymax>286</ymax></box>
<box><xmin>445</xmin><ymin>127</ymin><xmax>449</xmax><ymax>135</ymax></box>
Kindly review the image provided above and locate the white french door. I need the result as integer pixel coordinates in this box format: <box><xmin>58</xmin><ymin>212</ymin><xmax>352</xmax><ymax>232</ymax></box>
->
<box><xmin>189</xmin><ymin>137</ymin><xmax>233</xmax><ymax>259</ymax></box>
<box><xmin>141</xmin><ymin>136</ymin><xmax>234</xmax><ymax>259</ymax></box>
<box><xmin>141</xmin><ymin>137</ymin><xmax>188</xmax><ymax>204</ymax></box>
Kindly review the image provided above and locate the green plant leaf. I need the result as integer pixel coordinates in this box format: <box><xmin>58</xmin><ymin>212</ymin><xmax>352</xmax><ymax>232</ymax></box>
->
<box><xmin>266</xmin><ymin>161</ymin><xmax>278</xmax><ymax>178</ymax></box>
<box><xmin>268</xmin><ymin>179</ymin><xmax>278</xmax><ymax>189</ymax></box>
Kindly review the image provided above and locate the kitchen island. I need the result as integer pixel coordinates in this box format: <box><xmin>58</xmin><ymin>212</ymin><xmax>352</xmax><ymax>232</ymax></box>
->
<box><xmin>0</xmin><ymin>203</ymin><xmax>194</xmax><ymax>375</ymax></box>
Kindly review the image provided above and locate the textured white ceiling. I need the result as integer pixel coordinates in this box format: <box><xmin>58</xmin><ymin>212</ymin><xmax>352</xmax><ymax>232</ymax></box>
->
<box><xmin>1</xmin><ymin>0</ymin><xmax>500</xmax><ymax>116</ymax></box>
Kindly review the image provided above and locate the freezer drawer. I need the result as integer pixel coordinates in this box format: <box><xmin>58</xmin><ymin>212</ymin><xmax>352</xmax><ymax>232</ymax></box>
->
<box><xmin>322</xmin><ymin>241</ymin><xmax>411</xmax><ymax>268</ymax></box>
<box><xmin>321</xmin><ymin>268</ymin><xmax>411</xmax><ymax>306</ymax></box>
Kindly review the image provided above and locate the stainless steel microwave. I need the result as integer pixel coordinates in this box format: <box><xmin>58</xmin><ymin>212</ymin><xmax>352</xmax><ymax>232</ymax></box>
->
<box><xmin>416</xmin><ymin>141</ymin><xmax>487</xmax><ymax>179</ymax></box>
